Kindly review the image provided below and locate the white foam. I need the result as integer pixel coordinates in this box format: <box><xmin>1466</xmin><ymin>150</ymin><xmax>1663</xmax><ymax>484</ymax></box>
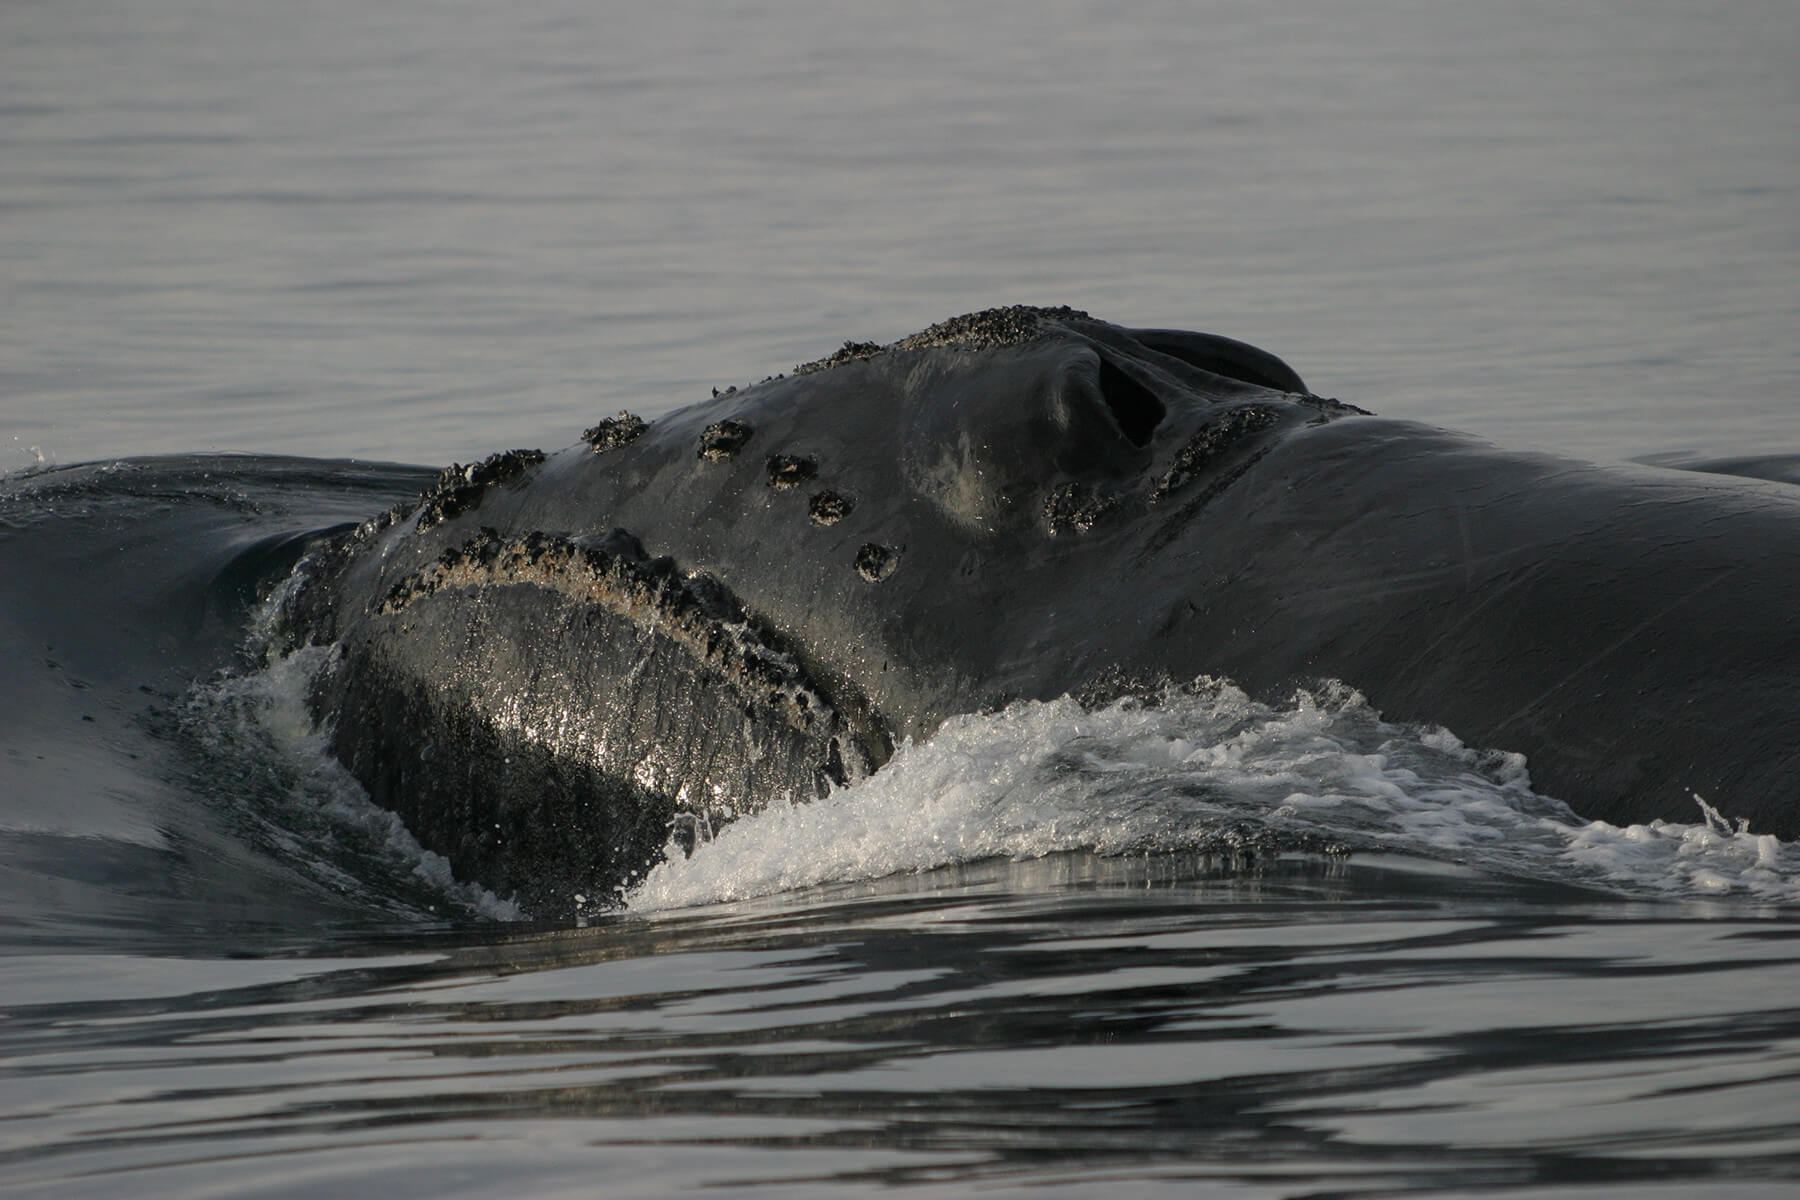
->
<box><xmin>185</xmin><ymin>639</ymin><xmax>524</xmax><ymax>922</ymax></box>
<box><xmin>1561</xmin><ymin>798</ymin><xmax>1800</xmax><ymax>901</ymax></box>
<box><xmin>627</xmin><ymin>681</ymin><xmax>1800</xmax><ymax>912</ymax></box>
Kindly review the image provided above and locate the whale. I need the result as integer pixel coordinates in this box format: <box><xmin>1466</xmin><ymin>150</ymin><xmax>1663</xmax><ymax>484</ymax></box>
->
<box><xmin>276</xmin><ymin>306</ymin><xmax>1800</xmax><ymax>913</ymax></box>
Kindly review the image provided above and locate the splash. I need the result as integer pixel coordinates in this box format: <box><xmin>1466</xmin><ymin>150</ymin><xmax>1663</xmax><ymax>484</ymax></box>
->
<box><xmin>182</xmin><ymin>643</ymin><xmax>524</xmax><ymax>923</ymax></box>
<box><xmin>627</xmin><ymin>681</ymin><xmax>1800</xmax><ymax>912</ymax></box>
<box><xmin>1</xmin><ymin>438</ymin><xmax>54</xmax><ymax>479</ymax></box>
<box><xmin>1562</xmin><ymin>797</ymin><xmax>1797</xmax><ymax>899</ymax></box>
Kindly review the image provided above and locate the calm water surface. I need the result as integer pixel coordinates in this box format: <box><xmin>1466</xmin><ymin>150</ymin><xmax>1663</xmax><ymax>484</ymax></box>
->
<box><xmin>5</xmin><ymin>0</ymin><xmax>1797</xmax><ymax>468</ymax></box>
<box><xmin>3</xmin><ymin>2</ymin><xmax>1799</xmax><ymax>1196</ymax></box>
<box><xmin>9</xmin><ymin>856</ymin><xmax>1800</xmax><ymax>1198</ymax></box>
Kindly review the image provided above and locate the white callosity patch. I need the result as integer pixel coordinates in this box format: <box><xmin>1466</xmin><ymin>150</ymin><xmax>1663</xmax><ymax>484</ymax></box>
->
<box><xmin>628</xmin><ymin>681</ymin><xmax>1800</xmax><ymax>912</ymax></box>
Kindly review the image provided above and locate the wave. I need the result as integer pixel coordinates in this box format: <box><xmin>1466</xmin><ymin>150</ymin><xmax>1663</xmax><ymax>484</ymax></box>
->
<box><xmin>626</xmin><ymin>681</ymin><xmax>1800</xmax><ymax>913</ymax></box>
<box><xmin>176</xmin><ymin>610</ymin><xmax>526</xmax><ymax>924</ymax></box>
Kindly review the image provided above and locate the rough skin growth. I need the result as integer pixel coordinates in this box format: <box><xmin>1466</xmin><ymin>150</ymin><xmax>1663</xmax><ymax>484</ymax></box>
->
<box><xmin>1151</xmin><ymin>406</ymin><xmax>1286</xmax><ymax>501</ymax></box>
<box><xmin>766</xmin><ymin>454</ymin><xmax>818</xmax><ymax>490</ymax></box>
<box><xmin>793</xmin><ymin>305</ymin><xmax>1092</xmax><ymax>375</ymax></box>
<box><xmin>808</xmin><ymin>491</ymin><xmax>854</xmax><ymax>526</ymax></box>
<box><xmin>854</xmin><ymin>542</ymin><xmax>899</xmax><ymax>582</ymax></box>
<box><xmin>698</xmin><ymin>420</ymin><xmax>753</xmax><ymax>461</ymax></box>
<box><xmin>414</xmin><ymin>448</ymin><xmax>545</xmax><ymax>531</ymax></box>
<box><xmin>380</xmin><ymin>527</ymin><xmax>843</xmax><ymax>739</ymax></box>
<box><xmin>582</xmin><ymin>412</ymin><xmax>648</xmax><ymax>453</ymax></box>
<box><xmin>1043</xmin><ymin>482</ymin><xmax>1120</xmax><ymax>535</ymax></box>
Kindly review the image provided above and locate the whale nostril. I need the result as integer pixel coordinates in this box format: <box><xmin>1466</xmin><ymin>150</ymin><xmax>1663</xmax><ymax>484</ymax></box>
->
<box><xmin>1097</xmin><ymin>358</ymin><xmax>1165</xmax><ymax>447</ymax></box>
<box><xmin>1133</xmin><ymin>329</ymin><xmax>1309</xmax><ymax>394</ymax></box>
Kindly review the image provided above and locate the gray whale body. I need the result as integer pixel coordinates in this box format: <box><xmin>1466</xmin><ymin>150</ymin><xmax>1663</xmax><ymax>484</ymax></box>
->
<box><xmin>281</xmin><ymin>307</ymin><xmax>1800</xmax><ymax>912</ymax></box>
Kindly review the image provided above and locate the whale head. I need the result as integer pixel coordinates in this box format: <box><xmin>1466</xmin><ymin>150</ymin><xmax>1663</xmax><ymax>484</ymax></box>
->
<box><xmin>283</xmin><ymin>308</ymin><xmax>1345</xmax><ymax>913</ymax></box>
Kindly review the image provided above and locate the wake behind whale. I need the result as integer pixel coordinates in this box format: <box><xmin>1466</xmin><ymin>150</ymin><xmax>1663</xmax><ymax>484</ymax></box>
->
<box><xmin>6</xmin><ymin>307</ymin><xmax>1800</xmax><ymax>926</ymax></box>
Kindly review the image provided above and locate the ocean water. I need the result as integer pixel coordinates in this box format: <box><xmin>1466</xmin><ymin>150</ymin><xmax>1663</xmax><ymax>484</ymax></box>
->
<box><xmin>3</xmin><ymin>1</ymin><xmax>1800</xmax><ymax>1196</ymax></box>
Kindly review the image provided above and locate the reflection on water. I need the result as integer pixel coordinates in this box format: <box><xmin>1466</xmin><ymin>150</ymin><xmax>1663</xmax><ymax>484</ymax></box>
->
<box><xmin>6</xmin><ymin>853</ymin><xmax>1800</xmax><ymax>1197</ymax></box>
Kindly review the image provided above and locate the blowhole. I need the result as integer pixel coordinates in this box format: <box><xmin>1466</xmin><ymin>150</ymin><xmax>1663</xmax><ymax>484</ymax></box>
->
<box><xmin>1097</xmin><ymin>358</ymin><xmax>1165</xmax><ymax>447</ymax></box>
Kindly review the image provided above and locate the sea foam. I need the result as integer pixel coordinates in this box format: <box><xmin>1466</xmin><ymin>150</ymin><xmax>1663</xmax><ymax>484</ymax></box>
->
<box><xmin>627</xmin><ymin>681</ymin><xmax>1800</xmax><ymax>912</ymax></box>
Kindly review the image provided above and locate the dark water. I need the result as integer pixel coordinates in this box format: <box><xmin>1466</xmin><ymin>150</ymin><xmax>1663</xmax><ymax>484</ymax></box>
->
<box><xmin>4</xmin><ymin>2</ymin><xmax>1800</xmax><ymax>1196</ymax></box>
<box><xmin>10</xmin><ymin>851</ymin><xmax>1800</xmax><ymax>1198</ymax></box>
